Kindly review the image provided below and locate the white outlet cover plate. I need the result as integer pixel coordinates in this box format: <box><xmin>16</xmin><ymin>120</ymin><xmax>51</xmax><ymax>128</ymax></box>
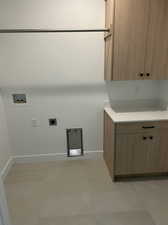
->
<box><xmin>32</xmin><ymin>119</ymin><xmax>40</xmax><ymax>127</ymax></box>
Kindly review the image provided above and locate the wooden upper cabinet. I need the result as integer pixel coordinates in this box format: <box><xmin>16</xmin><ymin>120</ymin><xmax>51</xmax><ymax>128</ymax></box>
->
<box><xmin>105</xmin><ymin>0</ymin><xmax>168</xmax><ymax>80</ymax></box>
<box><xmin>145</xmin><ymin>0</ymin><xmax>168</xmax><ymax>80</ymax></box>
<box><xmin>104</xmin><ymin>0</ymin><xmax>114</xmax><ymax>80</ymax></box>
<box><xmin>105</xmin><ymin>0</ymin><xmax>114</xmax><ymax>29</ymax></box>
<box><xmin>113</xmin><ymin>0</ymin><xmax>150</xmax><ymax>80</ymax></box>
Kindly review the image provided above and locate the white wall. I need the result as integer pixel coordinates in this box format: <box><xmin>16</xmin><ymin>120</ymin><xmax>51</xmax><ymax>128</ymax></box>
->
<box><xmin>2</xmin><ymin>86</ymin><xmax>107</xmax><ymax>156</ymax></box>
<box><xmin>106</xmin><ymin>80</ymin><xmax>160</xmax><ymax>102</ymax></box>
<box><xmin>0</xmin><ymin>215</ymin><xmax>2</xmax><ymax>225</ymax></box>
<box><xmin>0</xmin><ymin>0</ymin><xmax>161</xmax><ymax>157</ymax></box>
<box><xmin>0</xmin><ymin>91</ymin><xmax>11</xmax><ymax>173</ymax></box>
<box><xmin>0</xmin><ymin>33</ymin><xmax>105</xmax><ymax>87</ymax></box>
<box><xmin>0</xmin><ymin>0</ymin><xmax>103</xmax><ymax>29</ymax></box>
<box><xmin>0</xmin><ymin>0</ymin><xmax>108</xmax><ymax>156</ymax></box>
<box><xmin>159</xmin><ymin>81</ymin><xmax>168</xmax><ymax>103</ymax></box>
<box><xmin>0</xmin><ymin>0</ymin><xmax>105</xmax><ymax>88</ymax></box>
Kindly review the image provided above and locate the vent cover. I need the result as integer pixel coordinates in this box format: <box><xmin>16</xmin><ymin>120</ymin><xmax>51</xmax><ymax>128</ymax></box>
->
<box><xmin>66</xmin><ymin>128</ymin><xmax>83</xmax><ymax>157</ymax></box>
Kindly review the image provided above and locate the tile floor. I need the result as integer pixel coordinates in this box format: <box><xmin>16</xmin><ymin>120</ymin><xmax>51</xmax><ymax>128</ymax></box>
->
<box><xmin>4</xmin><ymin>159</ymin><xmax>168</xmax><ymax>225</ymax></box>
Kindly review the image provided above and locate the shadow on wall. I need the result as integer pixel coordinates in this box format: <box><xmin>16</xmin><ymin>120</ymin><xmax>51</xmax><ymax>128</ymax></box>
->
<box><xmin>2</xmin><ymin>80</ymin><xmax>161</xmax><ymax>104</ymax></box>
<box><xmin>105</xmin><ymin>80</ymin><xmax>161</xmax><ymax>102</ymax></box>
<box><xmin>3</xmin><ymin>82</ymin><xmax>107</xmax><ymax>97</ymax></box>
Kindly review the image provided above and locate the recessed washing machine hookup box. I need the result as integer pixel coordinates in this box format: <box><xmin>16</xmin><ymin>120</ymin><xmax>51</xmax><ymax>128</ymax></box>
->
<box><xmin>13</xmin><ymin>94</ymin><xmax>27</xmax><ymax>104</ymax></box>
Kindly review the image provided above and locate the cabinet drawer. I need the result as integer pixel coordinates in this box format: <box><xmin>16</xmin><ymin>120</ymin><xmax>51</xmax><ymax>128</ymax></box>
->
<box><xmin>116</xmin><ymin>121</ymin><xmax>160</xmax><ymax>134</ymax></box>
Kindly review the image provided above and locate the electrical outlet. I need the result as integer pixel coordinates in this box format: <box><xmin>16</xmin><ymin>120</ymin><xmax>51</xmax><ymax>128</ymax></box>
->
<box><xmin>49</xmin><ymin>118</ymin><xmax>57</xmax><ymax>126</ymax></box>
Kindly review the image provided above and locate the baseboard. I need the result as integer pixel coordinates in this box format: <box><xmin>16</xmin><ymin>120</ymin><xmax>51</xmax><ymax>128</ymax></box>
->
<box><xmin>0</xmin><ymin>152</ymin><xmax>103</xmax><ymax>179</ymax></box>
<box><xmin>13</xmin><ymin>151</ymin><xmax>103</xmax><ymax>164</ymax></box>
<box><xmin>0</xmin><ymin>157</ymin><xmax>15</xmax><ymax>181</ymax></box>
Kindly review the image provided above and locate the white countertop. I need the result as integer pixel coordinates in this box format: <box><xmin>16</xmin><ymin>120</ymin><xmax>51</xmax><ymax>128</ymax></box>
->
<box><xmin>104</xmin><ymin>105</ymin><xmax>168</xmax><ymax>123</ymax></box>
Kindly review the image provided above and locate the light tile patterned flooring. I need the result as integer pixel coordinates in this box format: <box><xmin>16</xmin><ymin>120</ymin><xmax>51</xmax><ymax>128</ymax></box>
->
<box><xmin>4</xmin><ymin>159</ymin><xmax>168</xmax><ymax>225</ymax></box>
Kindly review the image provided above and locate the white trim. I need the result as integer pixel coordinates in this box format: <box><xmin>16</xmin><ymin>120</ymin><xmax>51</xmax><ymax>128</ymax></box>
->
<box><xmin>0</xmin><ymin>215</ymin><xmax>3</xmax><ymax>225</ymax></box>
<box><xmin>13</xmin><ymin>151</ymin><xmax>103</xmax><ymax>163</ymax></box>
<box><xmin>0</xmin><ymin>178</ymin><xmax>11</xmax><ymax>225</ymax></box>
<box><xmin>0</xmin><ymin>150</ymin><xmax>103</xmax><ymax>174</ymax></box>
<box><xmin>0</xmin><ymin>158</ymin><xmax>13</xmax><ymax>225</ymax></box>
<box><xmin>0</xmin><ymin>158</ymin><xmax>14</xmax><ymax>181</ymax></box>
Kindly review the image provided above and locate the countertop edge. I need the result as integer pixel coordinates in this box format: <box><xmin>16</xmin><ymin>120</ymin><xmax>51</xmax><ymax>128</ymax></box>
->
<box><xmin>104</xmin><ymin>106</ymin><xmax>168</xmax><ymax>123</ymax></box>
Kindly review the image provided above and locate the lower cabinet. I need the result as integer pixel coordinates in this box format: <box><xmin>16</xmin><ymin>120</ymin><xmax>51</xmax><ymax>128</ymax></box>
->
<box><xmin>115</xmin><ymin>131</ymin><xmax>160</xmax><ymax>175</ymax></box>
<box><xmin>159</xmin><ymin>128</ymin><xmax>168</xmax><ymax>172</ymax></box>
<box><xmin>104</xmin><ymin>111</ymin><xmax>168</xmax><ymax>181</ymax></box>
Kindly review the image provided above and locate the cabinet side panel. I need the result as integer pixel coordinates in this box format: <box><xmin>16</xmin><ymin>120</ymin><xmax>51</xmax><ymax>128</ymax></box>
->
<box><xmin>105</xmin><ymin>0</ymin><xmax>114</xmax><ymax>29</ymax></box>
<box><xmin>104</xmin><ymin>36</ymin><xmax>113</xmax><ymax>80</ymax></box>
<box><xmin>103</xmin><ymin>111</ymin><xmax>115</xmax><ymax>180</ymax></box>
<box><xmin>104</xmin><ymin>0</ymin><xmax>114</xmax><ymax>80</ymax></box>
<box><xmin>159</xmin><ymin>128</ymin><xmax>168</xmax><ymax>172</ymax></box>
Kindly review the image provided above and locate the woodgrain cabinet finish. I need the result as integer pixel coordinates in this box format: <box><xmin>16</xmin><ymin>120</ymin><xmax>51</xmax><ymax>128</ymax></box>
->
<box><xmin>113</xmin><ymin>0</ymin><xmax>149</xmax><ymax>80</ymax></box>
<box><xmin>104</xmin><ymin>34</ymin><xmax>113</xmax><ymax>80</ymax></box>
<box><xmin>104</xmin><ymin>111</ymin><xmax>168</xmax><ymax>180</ymax></box>
<box><xmin>115</xmin><ymin>131</ymin><xmax>160</xmax><ymax>175</ymax></box>
<box><xmin>159</xmin><ymin>127</ymin><xmax>168</xmax><ymax>172</ymax></box>
<box><xmin>145</xmin><ymin>0</ymin><xmax>168</xmax><ymax>80</ymax></box>
<box><xmin>104</xmin><ymin>0</ymin><xmax>114</xmax><ymax>80</ymax></box>
<box><xmin>105</xmin><ymin>0</ymin><xmax>168</xmax><ymax>80</ymax></box>
<box><xmin>103</xmin><ymin>112</ymin><xmax>115</xmax><ymax>180</ymax></box>
<box><xmin>105</xmin><ymin>0</ymin><xmax>114</xmax><ymax>29</ymax></box>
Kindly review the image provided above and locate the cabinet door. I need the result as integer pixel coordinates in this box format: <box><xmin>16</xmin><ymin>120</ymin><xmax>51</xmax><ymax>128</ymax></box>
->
<box><xmin>145</xmin><ymin>0</ymin><xmax>168</xmax><ymax>80</ymax></box>
<box><xmin>115</xmin><ymin>132</ymin><xmax>160</xmax><ymax>175</ymax></box>
<box><xmin>113</xmin><ymin>0</ymin><xmax>150</xmax><ymax>80</ymax></box>
<box><xmin>159</xmin><ymin>128</ymin><xmax>168</xmax><ymax>172</ymax></box>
